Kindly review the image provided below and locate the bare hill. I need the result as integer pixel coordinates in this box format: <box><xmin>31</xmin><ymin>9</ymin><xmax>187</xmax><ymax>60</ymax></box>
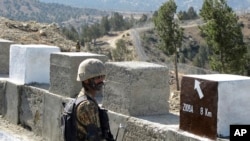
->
<box><xmin>0</xmin><ymin>16</ymin><xmax>75</xmax><ymax>51</ymax></box>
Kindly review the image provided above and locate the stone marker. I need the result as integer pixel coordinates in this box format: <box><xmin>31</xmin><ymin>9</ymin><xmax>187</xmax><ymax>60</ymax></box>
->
<box><xmin>0</xmin><ymin>39</ymin><xmax>14</xmax><ymax>74</ymax></box>
<box><xmin>49</xmin><ymin>52</ymin><xmax>108</xmax><ymax>97</ymax></box>
<box><xmin>103</xmin><ymin>61</ymin><xmax>169</xmax><ymax>116</ymax></box>
<box><xmin>9</xmin><ymin>44</ymin><xmax>60</xmax><ymax>84</ymax></box>
<box><xmin>180</xmin><ymin>74</ymin><xmax>250</xmax><ymax>139</ymax></box>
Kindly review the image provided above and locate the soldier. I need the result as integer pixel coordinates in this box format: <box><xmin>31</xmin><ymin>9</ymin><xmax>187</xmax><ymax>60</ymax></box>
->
<box><xmin>76</xmin><ymin>40</ymin><xmax>81</xmax><ymax>52</ymax></box>
<box><xmin>76</xmin><ymin>58</ymin><xmax>115</xmax><ymax>141</ymax></box>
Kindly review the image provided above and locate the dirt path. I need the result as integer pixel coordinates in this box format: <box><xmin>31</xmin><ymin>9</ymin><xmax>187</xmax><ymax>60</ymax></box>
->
<box><xmin>130</xmin><ymin>28</ymin><xmax>149</xmax><ymax>61</ymax></box>
<box><xmin>106</xmin><ymin>31</ymin><xmax>129</xmax><ymax>48</ymax></box>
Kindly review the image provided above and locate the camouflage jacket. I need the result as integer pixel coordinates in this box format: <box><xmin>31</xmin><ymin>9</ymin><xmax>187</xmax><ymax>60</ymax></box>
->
<box><xmin>75</xmin><ymin>89</ymin><xmax>104</xmax><ymax>141</ymax></box>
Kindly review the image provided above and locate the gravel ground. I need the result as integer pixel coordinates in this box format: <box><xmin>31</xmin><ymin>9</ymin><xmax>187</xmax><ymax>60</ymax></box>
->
<box><xmin>0</xmin><ymin>116</ymin><xmax>46</xmax><ymax>141</ymax></box>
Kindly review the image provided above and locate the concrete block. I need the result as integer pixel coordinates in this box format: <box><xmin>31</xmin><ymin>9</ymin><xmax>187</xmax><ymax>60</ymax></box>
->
<box><xmin>9</xmin><ymin>44</ymin><xmax>60</xmax><ymax>84</ymax></box>
<box><xmin>0</xmin><ymin>39</ymin><xmax>14</xmax><ymax>74</ymax></box>
<box><xmin>180</xmin><ymin>74</ymin><xmax>250</xmax><ymax>139</ymax></box>
<box><xmin>43</xmin><ymin>93</ymin><xmax>68</xmax><ymax>141</ymax></box>
<box><xmin>0</xmin><ymin>80</ymin><xmax>6</xmax><ymax>115</ymax></box>
<box><xmin>19</xmin><ymin>86</ymin><xmax>45</xmax><ymax>136</ymax></box>
<box><xmin>49</xmin><ymin>52</ymin><xmax>108</xmax><ymax>97</ymax></box>
<box><xmin>103</xmin><ymin>61</ymin><xmax>169</xmax><ymax>116</ymax></box>
<box><xmin>3</xmin><ymin>81</ymin><xmax>22</xmax><ymax>124</ymax></box>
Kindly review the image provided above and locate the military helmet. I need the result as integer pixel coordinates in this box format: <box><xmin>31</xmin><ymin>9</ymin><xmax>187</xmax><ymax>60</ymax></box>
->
<box><xmin>77</xmin><ymin>58</ymin><xmax>106</xmax><ymax>81</ymax></box>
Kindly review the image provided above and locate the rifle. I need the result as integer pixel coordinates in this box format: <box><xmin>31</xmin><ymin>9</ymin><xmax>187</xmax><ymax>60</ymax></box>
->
<box><xmin>115</xmin><ymin>123</ymin><xmax>126</xmax><ymax>141</ymax></box>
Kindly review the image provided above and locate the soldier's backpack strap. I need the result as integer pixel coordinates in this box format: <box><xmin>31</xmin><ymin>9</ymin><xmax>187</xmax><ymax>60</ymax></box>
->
<box><xmin>75</xmin><ymin>95</ymin><xmax>87</xmax><ymax>107</ymax></box>
<box><xmin>61</xmin><ymin>95</ymin><xmax>88</xmax><ymax>141</ymax></box>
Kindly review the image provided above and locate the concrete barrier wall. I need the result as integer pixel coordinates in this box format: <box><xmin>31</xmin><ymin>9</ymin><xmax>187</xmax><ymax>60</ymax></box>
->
<box><xmin>103</xmin><ymin>61</ymin><xmax>169</xmax><ymax>116</ymax></box>
<box><xmin>4</xmin><ymin>81</ymin><xmax>23</xmax><ymax>124</ymax></box>
<box><xmin>20</xmin><ymin>85</ymin><xmax>47</xmax><ymax>136</ymax></box>
<box><xmin>49</xmin><ymin>52</ymin><xmax>108</xmax><ymax>98</ymax></box>
<box><xmin>0</xmin><ymin>79</ymin><xmax>220</xmax><ymax>141</ymax></box>
<box><xmin>107</xmin><ymin>111</ymin><xmax>218</xmax><ymax>141</ymax></box>
<box><xmin>21</xmin><ymin>85</ymin><xmax>69</xmax><ymax>141</ymax></box>
<box><xmin>0</xmin><ymin>39</ymin><xmax>14</xmax><ymax>74</ymax></box>
<box><xmin>177</xmin><ymin>63</ymin><xmax>218</xmax><ymax>74</ymax></box>
<box><xmin>2</xmin><ymin>82</ymin><xmax>67</xmax><ymax>141</ymax></box>
<box><xmin>0</xmin><ymin>54</ymin><xmax>228</xmax><ymax>141</ymax></box>
<box><xmin>0</xmin><ymin>79</ymin><xmax>230</xmax><ymax>141</ymax></box>
<box><xmin>43</xmin><ymin>91</ymin><xmax>65</xmax><ymax>141</ymax></box>
<box><xmin>0</xmin><ymin>80</ymin><xmax>6</xmax><ymax>115</ymax></box>
<box><xmin>158</xmin><ymin>62</ymin><xmax>218</xmax><ymax>74</ymax></box>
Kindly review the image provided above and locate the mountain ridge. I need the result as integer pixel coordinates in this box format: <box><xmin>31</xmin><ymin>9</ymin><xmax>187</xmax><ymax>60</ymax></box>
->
<box><xmin>39</xmin><ymin>0</ymin><xmax>250</xmax><ymax>12</ymax></box>
<box><xmin>0</xmin><ymin>0</ymin><xmax>110</xmax><ymax>26</ymax></box>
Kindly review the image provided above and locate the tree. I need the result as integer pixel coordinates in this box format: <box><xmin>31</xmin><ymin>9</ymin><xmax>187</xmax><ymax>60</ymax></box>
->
<box><xmin>153</xmin><ymin>0</ymin><xmax>183</xmax><ymax>90</ymax></box>
<box><xmin>80</xmin><ymin>25</ymin><xmax>92</xmax><ymax>49</ymax></box>
<box><xmin>138</xmin><ymin>14</ymin><xmax>148</xmax><ymax>25</ymax></box>
<box><xmin>193</xmin><ymin>45</ymin><xmax>209</xmax><ymax>68</ymax></box>
<box><xmin>100</xmin><ymin>16</ymin><xmax>110</xmax><ymax>35</ymax></box>
<box><xmin>178</xmin><ymin>7</ymin><xmax>198</xmax><ymax>20</ymax></box>
<box><xmin>200</xmin><ymin>0</ymin><xmax>247</xmax><ymax>74</ymax></box>
<box><xmin>61</xmin><ymin>25</ymin><xmax>79</xmax><ymax>41</ymax></box>
<box><xmin>187</xmin><ymin>7</ymin><xmax>198</xmax><ymax>19</ymax></box>
<box><xmin>90</xmin><ymin>23</ymin><xmax>101</xmax><ymax>45</ymax></box>
<box><xmin>109</xmin><ymin>12</ymin><xmax>125</xmax><ymax>31</ymax></box>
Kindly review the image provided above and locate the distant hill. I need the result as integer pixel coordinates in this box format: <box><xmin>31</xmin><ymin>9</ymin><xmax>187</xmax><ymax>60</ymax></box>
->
<box><xmin>2</xmin><ymin>0</ymin><xmax>249</xmax><ymax>28</ymax></box>
<box><xmin>39</xmin><ymin>0</ymin><xmax>250</xmax><ymax>12</ymax></box>
<box><xmin>0</xmin><ymin>0</ymin><xmax>109</xmax><ymax>26</ymax></box>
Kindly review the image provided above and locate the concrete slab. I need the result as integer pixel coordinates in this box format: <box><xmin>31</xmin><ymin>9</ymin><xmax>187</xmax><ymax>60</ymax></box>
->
<box><xmin>19</xmin><ymin>86</ymin><xmax>45</xmax><ymax>136</ymax></box>
<box><xmin>103</xmin><ymin>61</ymin><xmax>170</xmax><ymax>116</ymax></box>
<box><xmin>49</xmin><ymin>52</ymin><xmax>108</xmax><ymax>97</ymax></box>
<box><xmin>180</xmin><ymin>74</ymin><xmax>250</xmax><ymax>139</ymax></box>
<box><xmin>0</xmin><ymin>80</ymin><xmax>6</xmax><ymax>115</ymax></box>
<box><xmin>9</xmin><ymin>44</ymin><xmax>60</xmax><ymax>84</ymax></box>
<box><xmin>43</xmin><ymin>93</ymin><xmax>67</xmax><ymax>141</ymax></box>
<box><xmin>0</xmin><ymin>39</ymin><xmax>14</xmax><ymax>75</ymax></box>
<box><xmin>3</xmin><ymin>81</ymin><xmax>22</xmax><ymax>124</ymax></box>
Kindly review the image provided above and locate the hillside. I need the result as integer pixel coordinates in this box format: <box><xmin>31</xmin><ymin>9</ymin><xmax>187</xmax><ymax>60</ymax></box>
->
<box><xmin>0</xmin><ymin>16</ymin><xmax>76</xmax><ymax>51</ymax></box>
<box><xmin>0</xmin><ymin>0</ymin><xmax>109</xmax><ymax>27</ymax></box>
<box><xmin>1</xmin><ymin>14</ymin><xmax>250</xmax><ymax>65</ymax></box>
<box><xmin>39</xmin><ymin>0</ymin><xmax>250</xmax><ymax>12</ymax></box>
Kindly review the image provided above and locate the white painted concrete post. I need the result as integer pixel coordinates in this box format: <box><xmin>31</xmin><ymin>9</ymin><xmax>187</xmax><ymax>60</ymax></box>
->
<box><xmin>9</xmin><ymin>44</ymin><xmax>60</xmax><ymax>84</ymax></box>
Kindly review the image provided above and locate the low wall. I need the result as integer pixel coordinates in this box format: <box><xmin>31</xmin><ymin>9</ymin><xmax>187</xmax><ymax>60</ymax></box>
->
<box><xmin>0</xmin><ymin>80</ymin><xmax>6</xmax><ymax>115</ymax></box>
<box><xmin>0</xmin><ymin>79</ymin><xmax>228</xmax><ymax>141</ymax></box>
<box><xmin>0</xmin><ymin>44</ymin><xmax>228</xmax><ymax>141</ymax></box>
<box><xmin>158</xmin><ymin>62</ymin><xmax>218</xmax><ymax>74</ymax></box>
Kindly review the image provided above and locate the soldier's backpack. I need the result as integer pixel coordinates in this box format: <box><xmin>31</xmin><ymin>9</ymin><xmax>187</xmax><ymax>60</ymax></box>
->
<box><xmin>61</xmin><ymin>96</ymin><xmax>87</xmax><ymax>141</ymax></box>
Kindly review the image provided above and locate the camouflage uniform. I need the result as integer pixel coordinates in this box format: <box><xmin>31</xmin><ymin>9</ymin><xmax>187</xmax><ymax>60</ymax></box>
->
<box><xmin>75</xmin><ymin>89</ymin><xmax>104</xmax><ymax>141</ymax></box>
